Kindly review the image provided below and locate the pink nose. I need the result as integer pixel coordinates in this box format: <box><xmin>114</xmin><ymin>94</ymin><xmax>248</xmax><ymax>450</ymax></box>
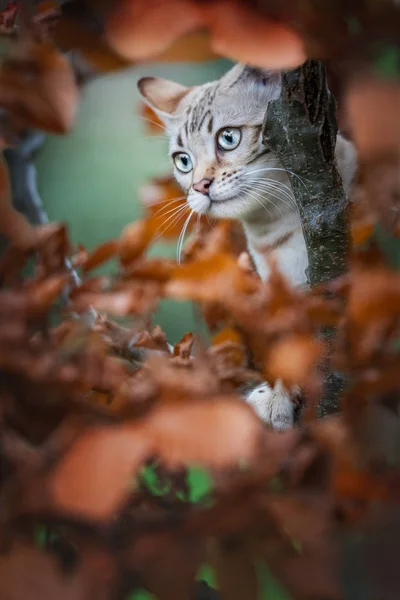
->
<box><xmin>193</xmin><ymin>178</ymin><xmax>213</xmax><ymax>195</ymax></box>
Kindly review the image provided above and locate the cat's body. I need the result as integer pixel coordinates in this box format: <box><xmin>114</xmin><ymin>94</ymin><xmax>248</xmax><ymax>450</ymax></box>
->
<box><xmin>138</xmin><ymin>63</ymin><xmax>357</xmax><ymax>430</ymax></box>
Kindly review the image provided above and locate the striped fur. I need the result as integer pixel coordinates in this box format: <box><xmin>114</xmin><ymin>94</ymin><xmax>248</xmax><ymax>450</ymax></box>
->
<box><xmin>138</xmin><ymin>63</ymin><xmax>357</xmax><ymax>430</ymax></box>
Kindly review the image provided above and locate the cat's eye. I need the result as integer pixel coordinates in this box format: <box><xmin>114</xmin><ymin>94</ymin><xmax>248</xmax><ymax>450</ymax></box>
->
<box><xmin>173</xmin><ymin>152</ymin><xmax>193</xmax><ymax>173</ymax></box>
<box><xmin>217</xmin><ymin>128</ymin><xmax>241</xmax><ymax>151</ymax></box>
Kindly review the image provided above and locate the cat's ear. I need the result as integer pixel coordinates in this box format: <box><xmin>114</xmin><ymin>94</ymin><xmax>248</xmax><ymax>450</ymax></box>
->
<box><xmin>221</xmin><ymin>63</ymin><xmax>282</xmax><ymax>101</ymax></box>
<box><xmin>137</xmin><ymin>77</ymin><xmax>191</xmax><ymax>117</ymax></box>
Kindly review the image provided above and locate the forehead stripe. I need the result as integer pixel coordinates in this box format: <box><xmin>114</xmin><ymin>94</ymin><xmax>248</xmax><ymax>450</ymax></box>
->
<box><xmin>197</xmin><ymin>109</ymin><xmax>211</xmax><ymax>132</ymax></box>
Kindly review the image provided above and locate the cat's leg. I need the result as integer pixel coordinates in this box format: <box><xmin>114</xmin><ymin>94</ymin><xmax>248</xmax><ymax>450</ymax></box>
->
<box><xmin>245</xmin><ymin>380</ymin><xmax>297</xmax><ymax>431</ymax></box>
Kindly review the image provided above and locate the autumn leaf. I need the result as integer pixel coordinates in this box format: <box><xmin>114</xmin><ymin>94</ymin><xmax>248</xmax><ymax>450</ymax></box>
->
<box><xmin>166</xmin><ymin>253</ymin><xmax>258</xmax><ymax>303</ymax></box>
<box><xmin>0</xmin><ymin>543</ymin><xmax>115</xmax><ymax>600</ymax></box>
<box><xmin>139</xmin><ymin>175</ymin><xmax>203</xmax><ymax>241</ymax></box>
<box><xmin>119</xmin><ymin>216</ymin><xmax>160</xmax><ymax>266</ymax></box>
<box><xmin>210</xmin><ymin>536</ymin><xmax>259</xmax><ymax>600</ymax></box>
<box><xmin>0</xmin><ymin>32</ymin><xmax>79</xmax><ymax>134</ymax></box>
<box><xmin>266</xmin><ymin>334</ymin><xmax>323</xmax><ymax>388</ymax></box>
<box><xmin>174</xmin><ymin>332</ymin><xmax>195</xmax><ymax>358</ymax></box>
<box><xmin>0</xmin><ymin>153</ymin><xmax>36</xmax><ymax>249</ymax></box>
<box><xmin>49</xmin><ymin>397</ymin><xmax>263</xmax><ymax>519</ymax></box>
<box><xmin>81</xmin><ymin>239</ymin><xmax>120</xmax><ymax>272</ymax></box>
<box><xmin>105</xmin><ymin>0</ymin><xmax>305</xmax><ymax>69</ymax></box>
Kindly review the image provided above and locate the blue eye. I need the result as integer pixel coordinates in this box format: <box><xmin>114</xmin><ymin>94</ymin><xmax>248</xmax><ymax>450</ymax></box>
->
<box><xmin>173</xmin><ymin>152</ymin><xmax>193</xmax><ymax>173</ymax></box>
<box><xmin>217</xmin><ymin>128</ymin><xmax>241</xmax><ymax>151</ymax></box>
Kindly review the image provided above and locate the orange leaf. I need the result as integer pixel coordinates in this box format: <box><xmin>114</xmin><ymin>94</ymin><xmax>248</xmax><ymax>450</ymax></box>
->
<box><xmin>144</xmin><ymin>397</ymin><xmax>263</xmax><ymax>469</ymax></box>
<box><xmin>173</xmin><ymin>332</ymin><xmax>195</xmax><ymax>358</ymax></box>
<box><xmin>82</xmin><ymin>240</ymin><xmax>120</xmax><ymax>272</ymax></box>
<box><xmin>28</xmin><ymin>274</ymin><xmax>69</xmax><ymax>314</ymax></box>
<box><xmin>166</xmin><ymin>253</ymin><xmax>257</xmax><ymax>302</ymax></box>
<box><xmin>212</xmin><ymin>327</ymin><xmax>242</xmax><ymax>346</ymax></box>
<box><xmin>211</xmin><ymin>327</ymin><xmax>246</xmax><ymax>367</ymax></box>
<box><xmin>267</xmin><ymin>334</ymin><xmax>323</xmax><ymax>388</ymax></box>
<box><xmin>50</xmin><ymin>397</ymin><xmax>263</xmax><ymax>519</ymax></box>
<box><xmin>139</xmin><ymin>175</ymin><xmax>200</xmax><ymax>241</ymax></box>
<box><xmin>0</xmin><ymin>34</ymin><xmax>78</xmax><ymax>134</ymax></box>
<box><xmin>351</xmin><ymin>220</ymin><xmax>374</xmax><ymax>247</ymax></box>
<box><xmin>50</xmin><ymin>425</ymin><xmax>151</xmax><ymax>519</ymax></box>
<box><xmin>0</xmin><ymin>154</ymin><xmax>36</xmax><ymax>248</ymax></box>
<box><xmin>119</xmin><ymin>217</ymin><xmax>159</xmax><ymax>266</ymax></box>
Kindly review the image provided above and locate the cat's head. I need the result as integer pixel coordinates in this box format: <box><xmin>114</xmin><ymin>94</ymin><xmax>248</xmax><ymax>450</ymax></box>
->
<box><xmin>137</xmin><ymin>64</ymin><xmax>286</xmax><ymax>221</ymax></box>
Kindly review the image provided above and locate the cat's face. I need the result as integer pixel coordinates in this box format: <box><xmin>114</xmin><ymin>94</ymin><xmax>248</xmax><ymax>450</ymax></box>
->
<box><xmin>138</xmin><ymin>64</ymin><xmax>286</xmax><ymax>222</ymax></box>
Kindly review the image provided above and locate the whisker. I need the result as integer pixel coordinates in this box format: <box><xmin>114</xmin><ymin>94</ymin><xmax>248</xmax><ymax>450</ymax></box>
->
<box><xmin>246</xmin><ymin>166</ymin><xmax>309</xmax><ymax>188</ymax></box>
<box><xmin>153</xmin><ymin>205</ymin><xmax>190</xmax><ymax>241</ymax></box>
<box><xmin>247</xmin><ymin>178</ymin><xmax>298</xmax><ymax>209</ymax></box>
<box><xmin>206</xmin><ymin>215</ymin><xmax>215</xmax><ymax>230</ymax></box>
<box><xmin>249</xmin><ymin>183</ymin><xmax>298</xmax><ymax>214</ymax></box>
<box><xmin>244</xmin><ymin>189</ymin><xmax>276</xmax><ymax>218</ymax></box>
<box><xmin>247</xmin><ymin>178</ymin><xmax>295</xmax><ymax>203</ymax></box>
<box><xmin>152</xmin><ymin>198</ymin><xmax>187</xmax><ymax>217</ymax></box>
<box><xmin>244</xmin><ymin>185</ymin><xmax>289</xmax><ymax>217</ymax></box>
<box><xmin>138</xmin><ymin>116</ymin><xmax>167</xmax><ymax>132</ymax></box>
<box><xmin>177</xmin><ymin>210</ymin><xmax>194</xmax><ymax>264</ymax></box>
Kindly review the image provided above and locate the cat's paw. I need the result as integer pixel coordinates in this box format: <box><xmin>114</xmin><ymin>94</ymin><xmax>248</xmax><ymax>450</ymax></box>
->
<box><xmin>245</xmin><ymin>380</ymin><xmax>296</xmax><ymax>431</ymax></box>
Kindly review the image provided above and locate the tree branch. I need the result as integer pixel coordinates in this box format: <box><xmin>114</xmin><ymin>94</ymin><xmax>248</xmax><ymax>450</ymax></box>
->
<box><xmin>263</xmin><ymin>60</ymin><xmax>350</xmax><ymax>416</ymax></box>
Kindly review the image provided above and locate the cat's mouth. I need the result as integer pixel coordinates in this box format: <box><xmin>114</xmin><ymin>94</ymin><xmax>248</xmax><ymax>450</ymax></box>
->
<box><xmin>209</xmin><ymin>195</ymin><xmax>238</xmax><ymax>207</ymax></box>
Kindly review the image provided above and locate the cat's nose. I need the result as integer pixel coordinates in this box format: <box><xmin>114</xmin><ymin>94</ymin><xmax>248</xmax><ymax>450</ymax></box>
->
<box><xmin>193</xmin><ymin>178</ymin><xmax>213</xmax><ymax>195</ymax></box>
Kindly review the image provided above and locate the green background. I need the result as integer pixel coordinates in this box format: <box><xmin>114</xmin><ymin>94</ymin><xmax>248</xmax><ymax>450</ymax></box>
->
<box><xmin>36</xmin><ymin>59</ymin><xmax>231</xmax><ymax>343</ymax></box>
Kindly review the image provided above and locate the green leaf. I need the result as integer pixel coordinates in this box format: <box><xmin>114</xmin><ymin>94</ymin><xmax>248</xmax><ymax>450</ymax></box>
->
<box><xmin>257</xmin><ymin>562</ymin><xmax>293</xmax><ymax>600</ymax></box>
<box><xmin>187</xmin><ymin>466</ymin><xmax>213</xmax><ymax>503</ymax></box>
<box><xmin>196</xmin><ymin>563</ymin><xmax>217</xmax><ymax>588</ymax></box>
<box><xmin>140</xmin><ymin>463</ymin><xmax>171</xmax><ymax>497</ymax></box>
<box><xmin>374</xmin><ymin>46</ymin><xmax>400</xmax><ymax>79</ymax></box>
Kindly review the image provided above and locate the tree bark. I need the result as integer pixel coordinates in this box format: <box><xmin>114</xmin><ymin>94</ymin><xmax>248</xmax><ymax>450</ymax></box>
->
<box><xmin>263</xmin><ymin>60</ymin><xmax>350</xmax><ymax>416</ymax></box>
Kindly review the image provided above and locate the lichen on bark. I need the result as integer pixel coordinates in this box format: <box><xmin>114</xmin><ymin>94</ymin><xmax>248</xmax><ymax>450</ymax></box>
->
<box><xmin>263</xmin><ymin>60</ymin><xmax>350</xmax><ymax>415</ymax></box>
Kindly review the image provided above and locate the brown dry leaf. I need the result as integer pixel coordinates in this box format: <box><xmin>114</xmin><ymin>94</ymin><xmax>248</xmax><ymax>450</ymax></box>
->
<box><xmin>71</xmin><ymin>282</ymin><xmax>160</xmax><ymax>317</ymax></box>
<box><xmin>124</xmin><ymin>257</ymin><xmax>175</xmax><ymax>282</ymax></box>
<box><xmin>0</xmin><ymin>32</ymin><xmax>79</xmax><ymax>134</ymax></box>
<box><xmin>50</xmin><ymin>397</ymin><xmax>263</xmax><ymax>519</ymax></box>
<box><xmin>212</xmin><ymin>327</ymin><xmax>242</xmax><ymax>347</ymax></box>
<box><xmin>346</xmin><ymin>77</ymin><xmax>400</xmax><ymax>159</ymax></box>
<box><xmin>348</xmin><ymin>266</ymin><xmax>400</xmax><ymax>326</ymax></box>
<box><xmin>211</xmin><ymin>328</ymin><xmax>247</xmax><ymax>369</ymax></box>
<box><xmin>27</xmin><ymin>274</ymin><xmax>69</xmax><ymax>314</ymax></box>
<box><xmin>81</xmin><ymin>239</ymin><xmax>120</xmax><ymax>272</ymax></box>
<box><xmin>266</xmin><ymin>334</ymin><xmax>323</xmax><ymax>388</ymax></box>
<box><xmin>141</xmin><ymin>535</ymin><xmax>204</xmax><ymax>600</ymax></box>
<box><xmin>146</xmin><ymin>353</ymin><xmax>218</xmax><ymax>396</ymax></box>
<box><xmin>0</xmin><ymin>543</ymin><xmax>114</xmax><ymax>600</ymax></box>
<box><xmin>265</xmin><ymin>549</ymin><xmax>343</xmax><ymax>600</ymax></box>
<box><xmin>174</xmin><ymin>332</ymin><xmax>195</xmax><ymax>358</ymax></box>
<box><xmin>50</xmin><ymin>424</ymin><xmax>151</xmax><ymax>519</ymax></box>
<box><xmin>105</xmin><ymin>0</ymin><xmax>306</xmax><ymax>69</ymax></box>
<box><xmin>210</xmin><ymin>536</ymin><xmax>259</xmax><ymax>600</ymax></box>
<box><xmin>139</xmin><ymin>175</ymin><xmax>205</xmax><ymax>241</ymax></box>
<box><xmin>166</xmin><ymin>253</ymin><xmax>257</xmax><ymax>303</ymax></box>
<box><xmin>0</xmin><ymin>153</ymin><xmax>36</xmax><ymax>249</ymax></box>
<box><xmin>119</xmin><ymin>216</ymin><xmax>160</xmax><ymax>266</ymax></box>
<box><xmin>144</xmin><ymin>396</ymin><xmax>264</xmax><ymax>469</ymax></box>
<box><xmin>265</xmin><ymin>493</ymin><xmax>332</xmax><ymax>551</ymax></box>
<box><xmin>351</xmin><ymin>220</ymin><xmax>374</xmax><ymax>247</ymax></box>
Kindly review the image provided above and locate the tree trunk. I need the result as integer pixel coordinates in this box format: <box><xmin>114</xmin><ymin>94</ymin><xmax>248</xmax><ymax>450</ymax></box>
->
<box><xmin>263</xmin><ymin>60</ymin><xmax>350</xmax><ymax>416</ymax></box>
